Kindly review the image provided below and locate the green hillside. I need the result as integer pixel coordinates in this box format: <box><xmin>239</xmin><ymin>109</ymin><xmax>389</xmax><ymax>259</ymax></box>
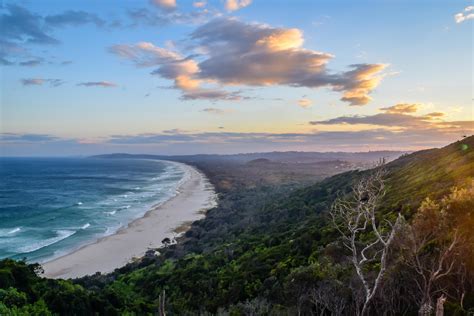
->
<box><xmin>1</xmin><ymin>136</ymin><xmax>473</xmax><ymax>315</ymax></box>
<box><xmin>383</xmin><ymin>136</ymin><xmax>473</xmax><ymax>213</ymax></box>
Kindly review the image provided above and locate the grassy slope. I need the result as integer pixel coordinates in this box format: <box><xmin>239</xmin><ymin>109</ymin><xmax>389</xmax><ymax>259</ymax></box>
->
<box><xmin>383</xmin><ymin>136</ymin><xmax>473</xmax><ymax>214</ymax></box>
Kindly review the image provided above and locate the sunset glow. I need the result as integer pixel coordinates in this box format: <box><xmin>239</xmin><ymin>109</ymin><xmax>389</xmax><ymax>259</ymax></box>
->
<box><xmin>1</xmin><ymin>0</ymin><xmax>472</xmax><ymax>155</ymax></box>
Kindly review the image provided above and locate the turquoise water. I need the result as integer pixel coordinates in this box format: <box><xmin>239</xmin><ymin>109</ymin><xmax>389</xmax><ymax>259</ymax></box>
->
<box><xmin>0</xmin><ymin>158</ymin><xmax>185</xmax><ymax>263</ymax></box>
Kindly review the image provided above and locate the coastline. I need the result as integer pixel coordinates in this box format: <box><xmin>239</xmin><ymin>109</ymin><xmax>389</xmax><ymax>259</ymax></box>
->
<box><xmin>42</xmin><ymin>161</ymin><xmax>217</xmax><ymax>279</ymax></box>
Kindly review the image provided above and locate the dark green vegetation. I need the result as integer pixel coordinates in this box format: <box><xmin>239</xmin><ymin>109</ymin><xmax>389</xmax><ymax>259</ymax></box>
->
<box><xmin>1</xmin><ymin>137</ymin><xmax>473</xmax><ymax>315</ymax></box>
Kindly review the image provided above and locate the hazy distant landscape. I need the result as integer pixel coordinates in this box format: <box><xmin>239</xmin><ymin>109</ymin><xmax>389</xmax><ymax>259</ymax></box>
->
<box><xmin>1</xmin><ymin>0</ymin><xmax>473</xmax><ymax>315</ymax></box>
<box><xmin>93</xmin><ymin>150</ymin><xmax>407</xmax><ymax>186</ymax></box>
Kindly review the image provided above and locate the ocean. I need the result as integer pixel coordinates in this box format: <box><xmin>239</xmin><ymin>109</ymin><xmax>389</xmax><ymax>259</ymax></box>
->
<box><xmin>0</xmin><ymin>157</ymin><xmax>185</xmax><ymax>263</ymax></box>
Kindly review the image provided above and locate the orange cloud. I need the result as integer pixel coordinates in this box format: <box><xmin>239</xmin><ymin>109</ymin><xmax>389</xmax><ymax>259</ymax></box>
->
<box><xmin>256</xmin><ymin>28</ymin><xmax>304</xmax><ymax>51</ymax></box>
<box><xmin>380</xmin><ymin>103</ymin><xmax>421</xmax><ymax>114</ymax></box>
<box><xmin>193</xmin><ymin>1</ymin><xmax>206</xmax><ymax>8</ymax></box>
<box><xmin>151</xmin><ymin>0</ymin><xmax>176</xmax><ymax>10</ymax></box>
<box><xmin>175</xmin><ymin>75</ymin><xmax>200</xmax><ymax>90</ymax></box>
<box><xmin>338</xmin><ymin>64</ymin><xmax>387</xmax><ymax>105</ymax></box>
<box><xmin>110</xmin><ymin>18</ymin><xmax>388</xmax><ymax>105</ymax></box>
<box><xmin>298</xmin><ymin>98</ymin><xmax>312</xmax><ymax>108</ymax></box>
<box><xmin>423</xmin><ymin>112</ymin><xmax>445</xmax><ymax>120</ymax></box>
<box><xmin>310</xmin><ymin>103</ymin><xmax>471</xmax><ymax>135</ymax></box>
<box><xmin>225</xmin><ymin>0</ymin><xmax>252</xmax><ymax>12</ymax></box>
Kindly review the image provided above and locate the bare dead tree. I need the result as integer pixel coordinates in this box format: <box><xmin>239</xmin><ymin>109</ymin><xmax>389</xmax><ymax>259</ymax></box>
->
<box><xmin>158</xmin><ymin>290</ymin><xmax>166</xmax><ymax>316</ymax></box>
<box><xmin>435</xmin><ymin>294</ymin><xmax>447</xmax><ymax>316</ymax></box>
<box><xmin>401</xmin><ymin>196</ymin><xmax>469</xmax><ymax>316</ymax></box>
<box><xmin>404</xmin><ymin>227</ymin><xmax>463</xmax><ymax>315</ymax></box>
<box><xmin>308</xmin><ymin>281</ymin><xmax>347</xmax><ymax>316</ymax></box>
<box><xmin>330</xmin><ymin>166</ymin><xmax>404</xmax><ymax>316</ymax></box>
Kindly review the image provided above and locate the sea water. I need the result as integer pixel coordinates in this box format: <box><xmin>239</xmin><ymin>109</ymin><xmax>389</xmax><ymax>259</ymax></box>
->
<box><xmin>0</xmin><ymin>158</ymin><xmax>185</xmax><ymax>263</ymax></box>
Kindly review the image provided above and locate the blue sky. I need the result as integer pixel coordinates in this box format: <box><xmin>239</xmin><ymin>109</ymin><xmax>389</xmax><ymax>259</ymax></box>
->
<box><xmin>1</xmin><ymin>0</ymin><xmax>473</xmax><ymax>156</ymax></box>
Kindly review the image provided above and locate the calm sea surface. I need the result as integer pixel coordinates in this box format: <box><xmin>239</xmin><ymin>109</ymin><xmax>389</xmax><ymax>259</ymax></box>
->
<box><xmin>0</xmin><ymin>158</ymin><xmax>184</xmax><ymax>263</ymax></box>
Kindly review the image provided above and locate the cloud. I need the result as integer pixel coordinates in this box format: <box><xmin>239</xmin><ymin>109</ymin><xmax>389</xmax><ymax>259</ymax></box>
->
<box><xmin>128</xmin><ymin>8</ymin><xmax>168</xmax><ymax>26</ymax></box>
<box><xmin>454</xmin><ymin>6</ymin><xmax>474</xmax><ymax>23</ymax></box>
<box><xmin>193</xmin><ymin>1</ymin><xmax>207</xmax><ymax>8</ymax></box>
<box><xmin>18</xmin><ymin>58</ymin><xmax>44</xmax><ymax>67</ymax></box>
<box><xmin>0</xmin><ymin>133</ymin><xmax>59</xmax><ymax>143</ymax></box>
<box><xmin>0</xmin><ymin>40</ymin><xmax>25</xmax><ymax>65</ymax></box>
<box><xmin>3</xmin><ymin>127</ymin><xmax>473</xmax><ymax>156</ymax></box>
<box><xmin>0</xmin><ymin>4</ymin><xmax>58</xmax><ymax>45</ymax></box>
<box><xmin>380</xmin><ymin>103</ymin><xmax>420</xmax><ymax>114</ymax></box>
<box><xmin>44</xmin><ymin>10</ymin><xmax>105</xmax><ymax>27</ymax></box>
<box><xmin>225</xmin><ymin>0</ymin><xmax>252</xmax><ymax>12</ymax></box>
<box><xmin>190</xmin><ymin>18</ymin><xmax>387</xmax><ymax>105</ymax></box>
<box><xmin>0</xmin><ymin>133</ymin><xmax>86</xmax><ymax>156</ymax></box>
<box><xmin>110</xmin><ymin>42</ymin><xmax>237</xmax><ymax>100</ymax></box>
<box><xmin>423</xmin><ymin>112</ymin><xmax>445</xmax><ymax>119</ymax></box>
<box><xmin>101</xmin><ymin>128</ymin><xmax>474</xmax><ymax>153</ymax></box>
<box><xmin>109</xmin><ymin>42</ymin><xmax>181</xmax><ymax>67</ymax></box>
<box><xmin>425</xmin><ymin>112</ymin><xmax>446</xmax><ymax>119</ymax></box>
<box><xmin>1</xmin><ymin>5</ymin><xmax>105</xmax><ymax>44</ymax></box>
<box><xmin>0</xmin><ymin>58</ymin><xmax>13</xmax><ymax>65</ymax></box>
<box><xmin>150</xmin><ymin>0</ymin><xmax>177</xmax><ymax>10</ymax></box>
<box><xmin>333</xmin><ymin>64</ymin><xmax>387</xmax><ymax>105</ymax></box>
<box><xmin>127</xmin><ymin>6</ymin><xmax>216</xmax><ymax>27</ymax></box>
<box><xmin>201</xmin><ymin>107</ymin><xmax>234</xmax><ymax>114</ymax></box>
<box><xmin>309</xmin><ymin>103</ymin><xmax>468</xmax><ymax>134</ymax></box>
<box><xmin>20</xmin><ymin>78</ymin><xmax>64</xmax><ymax>87</ymax></box>
<box><xmin>108</xmin><ymin>133</ymin><xmax>195</xmax><ymax>144</ymax></box>
<box><xmin>0</xmin><ymin>5</ymin><xmax>106</xmax><ymax>64</ymax></box>
<box><xmin>181</xmin><ymin>89</ymin><xmax>242</xmax><ymax>100</ymax></box>
<box><xmin>77</xmin><ymin>81</ymin><xmax>118</xmax><ymax>88</ymax></box>
<box><xmin>110</xmin><ymin>18</ymin><xmax>387</xmax><ymax>105</ymax></box>
<box><xmin>310</xmin><ymin>113</ymin><xmax>431</xmax><ymax>128</ymax></box>
<box><xmin>298</xmin><ymin>98</ymin><xmax>313</xmax><ymax>108</ymax></box>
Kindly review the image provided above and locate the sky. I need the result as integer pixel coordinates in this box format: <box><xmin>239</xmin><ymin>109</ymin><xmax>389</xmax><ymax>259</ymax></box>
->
<box><xmin>0</xmin><ymin>0</ymin><xmax>473</xmax><ymax>156</ymax></box>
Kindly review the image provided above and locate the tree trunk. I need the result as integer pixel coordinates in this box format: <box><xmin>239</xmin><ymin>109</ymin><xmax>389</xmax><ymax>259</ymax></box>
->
<box><xmin>435</xmin><ymin>295</ymin><xmax>447</xmax><ymax>316</ymax></box>
<box><xmin>158</xmin><ymin>290</ymin><xmax>166</xmax><ymax>316</ymax></box>
<box><xmin>419</xmin><ymin>302</ymin><xmax>433</xmax><ymax>316</ymax></box>
<box><xmin>360</xmin><ymin>296</ymin><xmax>371</xmax><ymax>316</ymax></box>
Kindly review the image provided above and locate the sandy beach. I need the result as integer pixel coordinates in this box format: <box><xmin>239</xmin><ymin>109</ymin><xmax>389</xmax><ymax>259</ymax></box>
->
<box><xmin>42</xmin><ymin>162</ymin><xmax>217</xmax><ymax>279</ymax></box>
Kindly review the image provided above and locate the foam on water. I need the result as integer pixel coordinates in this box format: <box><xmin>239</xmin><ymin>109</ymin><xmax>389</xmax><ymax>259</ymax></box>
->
<box><xmin>0</xmin><ymin>158</ymin><xmax>186</xmax><ymax>263</ymax></box>
<box><xmin>0</xmin><ymin>227</ymin><xmax>21</xmax><ymax>237</ymax></box>
<box><xmin>18</xmin><ymin>230</ymin><xmax>77</xmax><ymax>254</ymax></box>
<box><xmin>81</xmin><ymin>223</ymin><xmax>90</xmax><ymax>230</ymax></box>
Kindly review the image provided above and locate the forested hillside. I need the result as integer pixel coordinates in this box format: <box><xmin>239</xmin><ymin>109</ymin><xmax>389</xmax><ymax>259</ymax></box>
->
<box><xmin>1</xmin><ymin>137</ymin><xmax>473</xmax><ymax>315</ymax></box>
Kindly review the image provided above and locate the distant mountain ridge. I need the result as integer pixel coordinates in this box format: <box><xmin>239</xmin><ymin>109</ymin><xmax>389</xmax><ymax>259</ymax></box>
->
<box><xmin>91</xmin><ymin>150</ymin><xmax>408</xmax><ymax>164</ymax></box>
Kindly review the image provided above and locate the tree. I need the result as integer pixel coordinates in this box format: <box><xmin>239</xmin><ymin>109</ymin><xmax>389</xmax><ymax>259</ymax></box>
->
<box><xmin>308</xmin><ymin>280</ymin><xmax>348</xmax><ymax>316</ymax></box>
<box><xmin>401</xmin><ymin>183</ymin><xmax>474</xmax><ymax>315</ymax></box>
<box><xmin>158</xmin><ymin>290</ymin><xmax>166</xmax><ymax>316</ymax></box>
<box><xmin>330</xmin><ymin>166</ymin><xmax>404</xmax><ymax>315</ymax></box>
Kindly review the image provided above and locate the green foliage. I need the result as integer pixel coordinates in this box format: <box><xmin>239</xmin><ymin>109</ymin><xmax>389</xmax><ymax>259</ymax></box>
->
<box><xmin>0</xmin><ymin>300</ymin><xmax>52</xmax><ymax>316</ymax></box>
<box><xmin>1</xmin><ymin>136</ymin><xmax>473</xmax><ymax>314</ymax></box>
<box><xmin>0</xmin><ymin>288</ymin><xmax>27</xmax><ymax>307</ymax></box>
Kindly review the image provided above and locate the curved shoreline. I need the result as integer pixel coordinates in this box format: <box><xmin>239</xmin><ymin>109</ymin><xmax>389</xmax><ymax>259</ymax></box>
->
<box><xmin>42</xmin><ymin>161</ymin><xmax>217</xmax><ymax>279</ymax></box>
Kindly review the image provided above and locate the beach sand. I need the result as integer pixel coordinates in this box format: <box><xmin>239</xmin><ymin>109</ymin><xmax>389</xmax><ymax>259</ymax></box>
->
<box><xmin>42</xmin><ymin>162</ymin><xmax>217</xmax><ymax>279</ymax></box>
